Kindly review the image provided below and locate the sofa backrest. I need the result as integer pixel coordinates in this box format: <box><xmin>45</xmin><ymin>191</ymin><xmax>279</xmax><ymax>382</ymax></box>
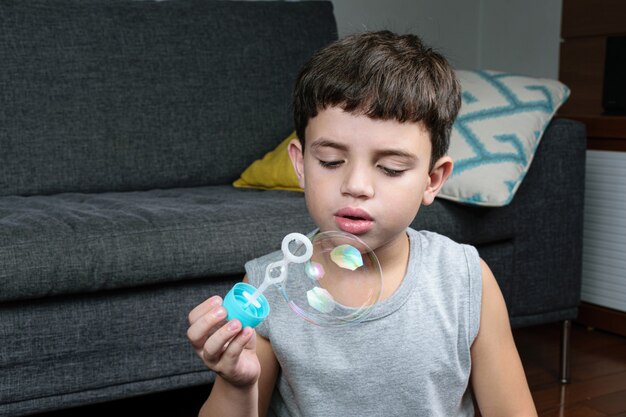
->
<box><xmin>0</xmin><ymin>0</ymin><xmax>337</xmax><ymax>196</ymax></box>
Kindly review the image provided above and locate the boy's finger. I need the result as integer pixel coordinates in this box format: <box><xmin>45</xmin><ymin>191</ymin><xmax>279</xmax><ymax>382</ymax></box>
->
<box><xmin>188</xmin><ymin>295</ymin><xmax>222</xmax><ymax>325</ymax></box>
<box><xmin>202</xmin><ymin>319</ymin><xmax>245</xmax><ymax>364</ymax></box>
<box><xmin>219</xmin><ymin>326</ymin><xmax>256</xmax><ymax>368</ymax></box>
<box><xmin>187</xmin><ymin>306</ymin><xmax>227</xmax><ymax>348</ymax></box>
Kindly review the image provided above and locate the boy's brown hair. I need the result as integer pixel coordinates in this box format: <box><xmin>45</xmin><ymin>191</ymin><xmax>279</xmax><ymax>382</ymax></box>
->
<box><xmin>293</xmin><ymin>30</ymin><xmax>461</xmax><ymax>170</ymax></box>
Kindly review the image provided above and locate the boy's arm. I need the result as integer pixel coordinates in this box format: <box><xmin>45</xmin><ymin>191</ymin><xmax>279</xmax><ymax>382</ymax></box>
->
<box><xmin>470</xmin><ymin>259</ymin><xmax>538</xmax><ymax>417</ymax></box>
<box><xmin>255</xmin><ymin>334</ymin><xmax>280</xmax><ymax>416</ymax></box>
<box><xmin>188</xmin><ymin>275</ymin><xmax>279</xmax><ymax>417</ymax></box>
<box><xmin>198</xmin><ymin>333</ymin><xmax>279</xmax><ymax>417</ymax></box>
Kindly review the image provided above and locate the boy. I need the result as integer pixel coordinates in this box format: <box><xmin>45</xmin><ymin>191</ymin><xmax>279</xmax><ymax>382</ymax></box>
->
<box><xmin>187</xmin><ymin>31</ymin><xmax>537</xmax><ymax>416</ymax></box>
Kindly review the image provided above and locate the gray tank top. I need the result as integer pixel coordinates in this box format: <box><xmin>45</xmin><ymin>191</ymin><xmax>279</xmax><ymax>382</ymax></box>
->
<box><xmin>246</xmin><ymin>228</ymin><xmax>482</xmax><ymax>417</ymax></box>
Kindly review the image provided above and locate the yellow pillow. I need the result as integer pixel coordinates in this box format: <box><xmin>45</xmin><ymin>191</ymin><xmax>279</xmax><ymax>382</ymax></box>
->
<box><xmin>233</xmin><ymin>131</ymin><xmax>303</xmax><ymax>192</ymax></box>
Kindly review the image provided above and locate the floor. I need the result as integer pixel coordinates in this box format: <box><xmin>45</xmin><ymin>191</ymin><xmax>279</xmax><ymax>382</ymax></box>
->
<box><xmin>31</xmin><ymin>322</ymin><xmax>626</xmax><ymax>417</ymax></box>
<box><xmin>515</xmin><ymin>322</ymin><xmax>626</xmax><ymax>417</ymax></box>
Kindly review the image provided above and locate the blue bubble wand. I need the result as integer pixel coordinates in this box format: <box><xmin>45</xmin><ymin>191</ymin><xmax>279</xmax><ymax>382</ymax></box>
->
<box><xmin>223</xmin><ymin>231</ymin><xmax>382</xmax><ymax>328</ymax></box>
<box><xmin>223</xmin><ymin>233</ymin><xmax>313</xmax><ymax>328</ymax></box>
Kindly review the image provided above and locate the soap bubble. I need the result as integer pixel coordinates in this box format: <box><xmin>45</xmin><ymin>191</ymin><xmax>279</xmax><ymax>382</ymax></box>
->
<box><xmin>304</xmin><ymin>260</ymin><xmax>325</xmax><ymax>281</ymax></box>
<box><xmin>277</xmin><ymin>230</ymin><xmax>383</xmax><ymax>326</ymax></box>
<box><xmin>330</xmin><ymin>244</ymin><xmax>364</xmax><ymax>271</ymax></box>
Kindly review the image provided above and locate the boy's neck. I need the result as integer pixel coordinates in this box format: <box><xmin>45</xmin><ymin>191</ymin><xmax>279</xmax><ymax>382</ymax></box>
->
<box><xmin>374</xmin><ymin>231</ymin><xmax>411</xmax><ymax>301</ymax></box>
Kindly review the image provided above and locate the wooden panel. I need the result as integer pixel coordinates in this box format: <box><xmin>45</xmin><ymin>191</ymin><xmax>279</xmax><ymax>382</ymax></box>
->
<box><xmin>562</xmin><ymin>0</ymin><xmax>626</xmax><ymax>38</ymax></box>
<box><xmin>558</xmin><ymin>37</ymin><xmax>606</xmax><ymax>116</ymax></box>
<box><xmin>574</xmin><ymin>115</ymin><xmax>626</xmax><ymax>138</ymax></box>
<box><xmin>556</xmin><ymin>115</ymin><xmax>626</xmax><ymax>151</ymax></box>
<box><xmin>587</xmin><ymin>138</ymin><xmax>626</xmax><ymax>152</ymax></box>
<box><xmin>577</xmin><ymin>302</ymin><xmax>626</xmax><ymax>337</ymax></box>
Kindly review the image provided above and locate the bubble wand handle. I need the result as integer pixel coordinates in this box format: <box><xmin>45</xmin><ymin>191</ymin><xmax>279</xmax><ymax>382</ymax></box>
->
<box><xmin>223</xmin><ymin>233</ymin><xmax>313</xmax><ymax>328</ymax></box>
<box><xmin>243</xmin><ymin>233</ymin><xmax>313</xmax><ymax>307</ymax></box>
<box><xmin>242</xmin><ymin>260</ymin><xmax>285</xmax><ymax>307</ymax></box>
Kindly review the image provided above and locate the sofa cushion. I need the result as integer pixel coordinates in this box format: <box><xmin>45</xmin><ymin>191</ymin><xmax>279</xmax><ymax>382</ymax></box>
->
<box><xmin>0</xmin><ymin>0</ymin><xmax>337</xmax><ymax>197</ymax></box>
<box><xmin>0</xmin><ymin>187</ymin><xmax>314</xmax><ymax>302</ymax></box>
<box><xmin>0</xmin><ymin>278</ymin><xmax>229</xmax><ymax>415</ymax></box>
<box><xmin>438</xmin><ymin>70</ymin><xmax>570</xmax><ymax>207</ymax></box>
<box><xmin>0</xmin><ymin>186</ymin><xmax>515</xmax><ymax>302</ymax></box>
<box><xmin>233</xmin><ymin>132</ymin><xmax>303</xmax><ymax>192</ymax></box>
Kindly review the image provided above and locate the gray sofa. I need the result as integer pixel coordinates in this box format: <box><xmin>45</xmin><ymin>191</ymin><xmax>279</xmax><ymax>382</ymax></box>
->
<box><xmin>0</xmin><ymin>1</ymin><xmax>586</xmax><ymax>416</ymax></box>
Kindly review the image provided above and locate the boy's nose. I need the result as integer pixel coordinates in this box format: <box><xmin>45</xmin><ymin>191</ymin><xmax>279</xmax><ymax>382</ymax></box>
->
<box><xmin>340</xmin><ymin>165</ymin><xmax>374</xmax><ymax>198</ymax></box>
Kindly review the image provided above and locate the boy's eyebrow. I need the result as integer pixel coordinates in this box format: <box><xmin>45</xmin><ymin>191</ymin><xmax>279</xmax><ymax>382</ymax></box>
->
<box><xmin>374</xmin><ymin>149</ymin><xmax>417</xmax><ymax>161</ymax></box>
<box><xmin>311</xmin><ymin>138</ymin><xmax>417</xmax><ymax>160</ymax></box>
<box><xmin>310</xmin><ymin>138</ymin><xmax>348</xmax><ymax>152</ymax></box>
<box><xmin>310</xmin><ymin>138</ymin><xmax>417</xmax><ymax>160</ymax></box>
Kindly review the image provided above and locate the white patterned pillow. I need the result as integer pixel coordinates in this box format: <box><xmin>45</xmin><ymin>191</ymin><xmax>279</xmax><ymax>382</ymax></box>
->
<box><xmin>438</xmin><ymin>70</ymin><xmax>570</xmax><ymax>207</ymax></box>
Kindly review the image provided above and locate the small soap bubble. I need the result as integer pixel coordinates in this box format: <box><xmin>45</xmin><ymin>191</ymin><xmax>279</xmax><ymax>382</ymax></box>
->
<box><xmin>330</xmin><ymin>244</ymin><xmax>364</xmax><ymax>271</ymax></box>
<box><xmin>306</xmin><ymin>287</ymin><xmax>335</xmax><ymax>313</ymax></box>
<box><xmin>304</xmin><ymin>260</ymin><xmax>325</xmax><ymax>281</ymax></box>
<box><xmin>280</xmin><ymin>230</ymin><xmax>382</xmax><ymax>326</ymax></box>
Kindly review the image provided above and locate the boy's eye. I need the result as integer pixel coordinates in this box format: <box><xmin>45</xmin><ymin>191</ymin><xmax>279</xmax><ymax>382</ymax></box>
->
<box><xmin>379</xmin><ymin>166</ymin><xmax>405</xmax><ymax>177</ymax></box>
<box><xmin>318</xmin><ymin>159</ymin><xmax>343</xmax><ymax>169</ymax></box>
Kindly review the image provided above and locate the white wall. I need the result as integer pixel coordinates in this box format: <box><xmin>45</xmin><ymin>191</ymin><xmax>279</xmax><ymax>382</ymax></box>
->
<box><xmin>330</xmin><ymin>0</ymin><xmax>482</xmax><ymax>70</ymax></box>
<box><xmin>477</xmin><ymin>0</ymin><xmax>562</xmax><ymax>79</ymax></box>
<box><xmin>328</xmin><ymin>0</ymin><xmax>562</xmax><ymax>79</ymax></box>
<box><xmin>238</xmin><ymin>0</ymin><xmax>562</xmax><ymax>78</ymax></box>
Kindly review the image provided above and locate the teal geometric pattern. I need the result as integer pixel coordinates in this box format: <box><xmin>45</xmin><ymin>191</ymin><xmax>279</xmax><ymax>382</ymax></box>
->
<box><xmin>438</xmin><ymin>70</ymin><xmax>570</xmax><ymax>207</ymax></box>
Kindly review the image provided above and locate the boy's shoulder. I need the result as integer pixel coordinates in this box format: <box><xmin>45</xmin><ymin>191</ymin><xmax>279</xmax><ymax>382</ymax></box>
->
<box><xmin>408</xmin><ymin>227</ymin><xmax>471</xmax><ymax>250</ymax></box>
<box><xmin>408</xmin><ymin>227</ymin><xmax>480</xmax><ymax>267</ymax></box>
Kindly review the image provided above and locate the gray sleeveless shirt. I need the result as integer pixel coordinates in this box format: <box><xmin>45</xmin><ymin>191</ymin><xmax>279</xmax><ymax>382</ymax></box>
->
<box><xmin>246</xmin><ymin>228</ymin><xmax>482</xmax><ymax>417</ymax></box>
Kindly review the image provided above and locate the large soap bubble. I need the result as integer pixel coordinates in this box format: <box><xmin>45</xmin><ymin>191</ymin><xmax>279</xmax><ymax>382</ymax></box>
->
<box><xmin>282</xmin><ymin>231</ymin><xmax>383</xmax><ymax>326</ymax></box>
<box><xmin>224</xmin><ymin>231</ymin><xmax>383</xmax><ymax>328</ymax></box>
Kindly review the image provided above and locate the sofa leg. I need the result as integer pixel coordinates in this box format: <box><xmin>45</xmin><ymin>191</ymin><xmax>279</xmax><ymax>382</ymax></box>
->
<box><xmin>559</xmin><ymin>319</ymin><xmax>571</xmax><ymax>384</ymax></box>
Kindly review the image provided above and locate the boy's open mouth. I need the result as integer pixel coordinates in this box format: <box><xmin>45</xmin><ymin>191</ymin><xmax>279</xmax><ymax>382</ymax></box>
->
<box><xmin>334</xmin><ymin>208</ymin><xmax>374</xmax><ymax>235</ymax></box>
<box><xmin>344</xmin><ymin>215</ymin><xmax>365</xmax><ymax>221</ymax></box>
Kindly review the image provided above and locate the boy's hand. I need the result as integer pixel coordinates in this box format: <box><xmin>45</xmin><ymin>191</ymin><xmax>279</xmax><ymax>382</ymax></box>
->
<box><xmin>187</xmin><ymin>295</ymin><xmax>261</xmax><ymax>388</ymax></box>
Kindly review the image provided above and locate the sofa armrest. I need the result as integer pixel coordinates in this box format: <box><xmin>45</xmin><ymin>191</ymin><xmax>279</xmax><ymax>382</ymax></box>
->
<box><xmin>507</xmin><ymin>118</ymin><xmax>587</xmax><ymax>326</ymax></box>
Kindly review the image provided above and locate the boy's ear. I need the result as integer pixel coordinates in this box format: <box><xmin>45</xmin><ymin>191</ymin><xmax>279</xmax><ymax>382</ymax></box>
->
<box><xmin>422</xmin><ymin>156</ymin><xmax>453</xmax><ymax>206</ymax></box>
<box><xmin>287</xmin><ymin>137</ymin><xmax>306</xmax><ymax>189</ymax></box>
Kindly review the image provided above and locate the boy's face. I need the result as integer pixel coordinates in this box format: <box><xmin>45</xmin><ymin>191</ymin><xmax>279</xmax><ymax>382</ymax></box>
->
<box><xmin>288</xmin><ymin>106</ymin><xmax>452</xmax><ymax>254</ymax></box>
